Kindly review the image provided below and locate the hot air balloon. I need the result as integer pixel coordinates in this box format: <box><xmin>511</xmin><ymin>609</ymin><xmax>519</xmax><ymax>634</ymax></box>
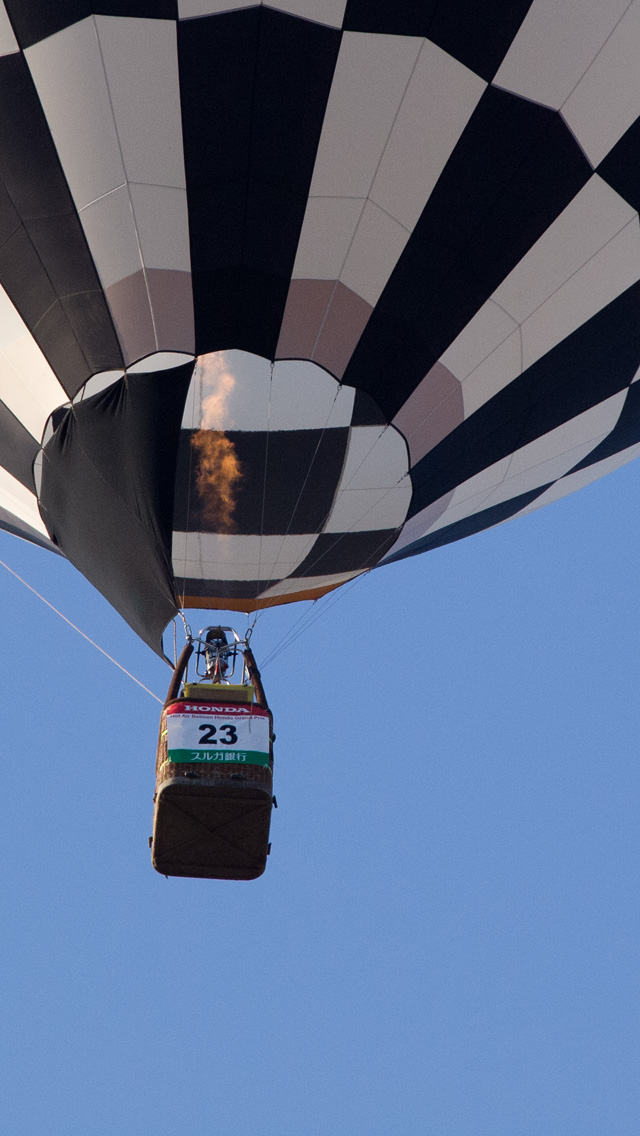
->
<box><xmin>0</xmin><ymin>1</ymin><xmax>639</xmax><ymax>874</ymax></box>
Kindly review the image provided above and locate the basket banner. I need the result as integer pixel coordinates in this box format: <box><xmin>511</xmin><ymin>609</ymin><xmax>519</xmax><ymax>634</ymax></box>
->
<box><xmin>165</xmin><ymin>702</ymin><xmax>270</xmax><ymax>767</ymax></box>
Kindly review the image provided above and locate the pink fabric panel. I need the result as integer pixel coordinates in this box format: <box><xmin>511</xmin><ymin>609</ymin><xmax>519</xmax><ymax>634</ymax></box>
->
<box><xmin>276</xmin><ymin>278</ymin><xmax>335</xmax><ymax>359</ymax></box>
<box><xmin>146</xmin><ymin>269</ymin><xmax>195</xmax><ymax>355</ymax></box>
<box><xmin>276</xmin><ymin>279</ymin><xmax>372</xmax><ymax>379</ymax></box>
<box><xmin>311</xmin><ymin>281</ymin><xmax>372</xmax><ymax>379</ymax></box>
<box><xmin>393</xmin><ymin>362</ymin><xmax>464</xmax><ymax>465</ymax></box>
<box><xmin>105</xmin><ymin>270</ymin><xmax>156</xmax><ymax>366</ymax></box>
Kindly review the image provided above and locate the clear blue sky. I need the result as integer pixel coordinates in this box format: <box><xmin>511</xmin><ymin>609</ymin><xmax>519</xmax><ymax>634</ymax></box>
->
<box><xmin>0</xmin><ymin>457</ymin><xmax>639</xmax><ymax>1136</ymax></box>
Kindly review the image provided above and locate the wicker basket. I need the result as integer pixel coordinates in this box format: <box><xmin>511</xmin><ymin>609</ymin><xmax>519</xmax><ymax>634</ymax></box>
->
<box><xmin>151</xmin><ymin>699</ymin><xmax>274</xmax><ymax>880</ymax></box>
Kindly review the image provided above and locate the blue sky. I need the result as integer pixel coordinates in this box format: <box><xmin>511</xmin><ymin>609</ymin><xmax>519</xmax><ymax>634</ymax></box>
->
<box><xmin>0</xmin><ymin>456</ymin><xmax>639</xmax><ymax>1136</ymax></box>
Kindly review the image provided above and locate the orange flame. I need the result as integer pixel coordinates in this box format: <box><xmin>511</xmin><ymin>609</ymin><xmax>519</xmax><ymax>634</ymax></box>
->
<box><xmin>191</xmin><ymin>429</ymin><xmax>242</xmax><ymax>533</ymax></box>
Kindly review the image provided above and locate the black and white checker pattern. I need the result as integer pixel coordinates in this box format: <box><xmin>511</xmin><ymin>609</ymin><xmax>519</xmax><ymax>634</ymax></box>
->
<box><xmin>172</xmin><ymin>351</ymin><xmax>410</xmax><ymax>605</ymax></box>
<box><xmin>0</xmin><ymin>2</ymin><xmax>640</xmax><ymax>647</ymax></box>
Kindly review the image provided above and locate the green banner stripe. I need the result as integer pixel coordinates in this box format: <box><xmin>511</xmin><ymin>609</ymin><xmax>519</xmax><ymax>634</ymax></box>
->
<box><xmin>168</xmin><ymin>748</ymin><xmax>270</xmax><ymax>767</ymax></box>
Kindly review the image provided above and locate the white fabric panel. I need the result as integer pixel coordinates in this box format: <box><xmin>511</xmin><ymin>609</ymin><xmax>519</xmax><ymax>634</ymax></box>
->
<box><xmin>440</xmin><ymin>300</ymin><xmax>519</xmax><ymax>382</ymax></box>
<box><xmin>493</xmin><ymin>0</ymin><xmax>631</xmax><ymax>111</ymax></box>
<box><xmin>309</xmin><ymin>33</ymin><xmax>422</xmax><ymax>199</ymax></box>
<box><xmin>32</xmin><ymin>449</ymin><xmax>43</xmax><ymax>497</ymax></box>
<box><xmin>181</xmin><ymin>351</ymin><xmax>354</xmax><ymax>431</ymax></box>
<box><xmin>128</xmin><ymin>352</ymin><xmax>195</xmax><ymax>373</ymax></box>
<box><xmin>0</xmin><ymin>287</ymin><xmax>67</xmax><ymax>439</ymax></box>
<box><xmin>0</xmin><ymin>467</ymin><xmax>46</xmax><ymax>537</ymax></box>
<box><xmin>181</xmin><ymin>350</ymin><xmax>270</xmax><ymax>431</ymax></box>
<box><xmin>507</xmin><ymin>394</ymin><xmax>626</xmax><ymax>479</ymax></box>
<box><xmin>179</xmin><ymin>1</ymin><xmax>255</xmax><ymax>15</ymax></box>
<box><xmin>95</xmin><ymin>17</ymin><xmax>185</xmax><ymax>190</ymax></box>
<box><xmin>380</xmin><ymin>492</ymin><xmax>455</xmax><ymax>559</ymax></box>
<box><xmin>260</xmin><ymin>570</ymin><xmax>360</xmax><ymax>598</ymax></box>
<box><xmin>325</xmin><ymin>486</ymin><xmax>411</xmax><ymax>533</ymax></box>
<box><xmin>25</xmin><ymin>18</ymin><xmax>126</xmax><ymax>211</ymax></box>
<box><xmin>294</xmin><ymin>38</ymin><xmax>483</xmax><ymax>290</ymax></box>
<box><xmin>0</xmin><ymin>3</ymin><xmax>18</xmax><ymax>55</ymax></box>
<box><xmin>335</xmin><ymin>426</ymin><xmax>408</xmax><ymax>491</ymax></box>
<box><xmin>79</xmin><ymin>185</ymin><xmax>143</xmax><ymax>288</ymax></box>
<box><xmin>461</xmin><ymin>330</ymin><xmax>522</xmax><ymax>418</ymax></box>
<box><xmin>75</xmin><ymin>354</ymin><xmax>196</xmax><ymax>402</ymax></box>
<box><xmin>562</xmin><ymin>1</ymin><xmax>640</xmax><ymax>167</ymax></box>
<box><xmin>371</xmin><ymin>39</ymin><xmax>485</xmax><ymax>231</ymax></box>
<box><xmin>340</xmin><ymin>201</ymin><xmax>409</xmax><ymax>306</ymax></box>
<box><xmin>482</xmin><ymin>441</ymin><xmax>616</xmax><ymax>509</ymax></box>
<box><xmin>0</xmin><ymin>286</ymin><xmax>33</xmax><ymax>352</ymax></box>
<box><xmin>448</xmin><ymin>457</ymin><xmax>512</xmax><ymax>508</ymax></box>
<box><xmin>461</xmin><ymin>204</ymin><xmax>640</xmax><ymax>419</ymax></box>
<box><xmin>422</xmin><ymin>484</ymin><xmax>507</xmax><ymax>535</ymax></box>
<box><xmin>0</xmin><ymin>337</ymin><xmax>67</xmax><ymax>440</ymax></box>
<box><xmin>292</xmin><ymin>197</ymin><xmax>363</xmax><ymax>280</ymax></box>
<box><xmin>172</xmin><ymin>532</ymin><xmax>313</xmax><ymax>580</ymax></box>
<box><xmin>129</xmin><ymin>184</ymin><xmax>191</xmax><ymax>272</ymax></box>
<box><xmin>26</xmin><ymin>17</ymin><xmax>191</xmax><ymax>289</ymax></box>
<box><xmin>493</xmin><ymin>176</ymin><xmax>637</xmax><ymax>325</ymax></box>
<box><xmin>269</xmin><ymin>359</ymin><xmax>354</xmax><ymax>429</ymax></box>
<box><xmin>325</xmin><ymin>425</ymin><xmax>410</xmax><ymax>533</ymax></box>
<box><xmin>520</xmin><ymin>217</ymin><xmax>640</xmax><ymax>373</ymax></box>
<box><xmin>75</xmin><ymin>370</ymin><xmax>124</xmax><ymax>401</ymax></box>
<box><xmin>433</xmin><ymin>393</ymin><xmax>626</xmax><ymax>526</ymax></box>
<box><xmin>513</xmin><ymin>441</ymin><xmax>640</xmax><ymax>517</ymax></box>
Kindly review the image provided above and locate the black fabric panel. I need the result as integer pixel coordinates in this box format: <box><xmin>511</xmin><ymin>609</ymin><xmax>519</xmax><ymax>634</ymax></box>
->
<box><xmin>174</xmin><ymin>427</ymin><xmax>349</xmax><ymax>535</ymax></box>
<box><xmin>343</xmin><ymin>87</ymin><xmax>592</xmax><ymax>420</ymax></box>
<box><xmin>351</xmin><ymin>390</ymin><xmax>387</xmax><ymax>427</ymax></box>
<box><xmin>0</xmin><ymin>53</ymin><xmax>122</xmax><ymax>394</ymax></box>
<box><xmin>293</xmin><ymin>529</ymin><xmax>397</xmax><ymax>577</ymax></box>
<box><xmin>343</xmin><ymin>0</ymin><xmax>440</xmax><ymax>36</ymax></box>
<box><xmin>39</xmin><ymin>362</ymin><xmax>194</xmax><ymax>656</ymax></box>
<box><xmin>598</xmin><ymin>117</ymin><xmax>640</xmax><ymax>214</ymax></box>
<box><xmin>179</xmin><ymin>7</ymin><xmax>341</xmax><ymax>359</ymax></box>
<box><xmin>50</xmin><ymin>407</ymin><xmax>70</xmax><ymax>433</ymax></box>
<box><xmin>0</xmin><ymin>225</ymin><xmax>56</xmax><ymax>326</ymax></box>
<box><xmin>58</xmin><ymin>291</ymin><xmax>124</xmax><ymax>377</ymax></box>
<box><xmin>0</xmin><ymin>177</ymin><xmax>20</xmax><ymax>246</ymax></box>
<box><xmin>34</xmin><ymin>302</ymin><xmax>99</xmax><ymax>397</ymax></box>
<box><xmin>180</xmin><ymin>578</ymin><xmax>265</xmax><ymax>601</ymax></box>
<box><xmin>385</xmin><ymin>485</ymin><xmax>551</xmax><ymax>564</ymax></box>
<box><xmin>408</xmin><ymin>282</ymin><xmax>640</xmax><ymax>519</ymax></box>
<box><xmin>0</xmin><ymin>55</ymin><xmax>76</xmax><ymax>218</ymax></box>
<box><xmin>569</xmin><ymin>383</ymin><xmax>640</xmax><ymax>473</ymax></box>
<box><xmin>0</xmin><ymin>400</ymin><xmax>39</xmax><ymax>489</ymax></box>
<box><xmin>343</xmin><ymin>0</ymin><xmax>534</xmax><ymax>81</ymax></box>
<box><xmin>4</xmin><ymin>1</ymin><xmax>177</xmax><ymax>49</ymax></box>
<box><xmin>24</xmin><ymin>214</ymin><xmax>106</xmax><ymax>295</ymax></box>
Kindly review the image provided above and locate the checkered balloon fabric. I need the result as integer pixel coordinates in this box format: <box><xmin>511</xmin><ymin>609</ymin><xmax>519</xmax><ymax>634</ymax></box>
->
<box><xmin>0</xmin><ymin>2</ymin><xmax>638</xmax><ymax>651</ymax></box>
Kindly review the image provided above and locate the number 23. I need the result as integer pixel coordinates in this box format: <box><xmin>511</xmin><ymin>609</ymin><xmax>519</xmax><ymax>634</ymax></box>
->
<box><xmin>198</xmin><ymin>722</ymin><xmax>238</xmax><ymax>745</ymax></box>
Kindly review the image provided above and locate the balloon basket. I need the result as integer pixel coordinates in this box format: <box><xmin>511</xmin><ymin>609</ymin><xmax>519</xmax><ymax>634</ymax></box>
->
<box><xmin>152</xmin><ymin>762</ymin><xmax>273</xmax><ymax>881</ymax></box>
<box><xmin>150</xmin><ymin>626</ymin><xmax>275</xmax><ymax>881</ymax></box>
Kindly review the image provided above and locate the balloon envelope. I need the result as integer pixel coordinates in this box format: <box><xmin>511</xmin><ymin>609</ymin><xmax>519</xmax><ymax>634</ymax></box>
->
<box><xmin>0</xmin><ymin>1</ymin><xmax>638</xmax><ymax>652</ymax></box>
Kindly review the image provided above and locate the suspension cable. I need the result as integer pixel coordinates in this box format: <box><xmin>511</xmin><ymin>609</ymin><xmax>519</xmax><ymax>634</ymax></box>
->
<box><xmin>261</xmin><ymin>570</ymin><xmax>370</xmax><ymax>670</ymax></box>
<box><xmin>0</xmin><ymin>556</ymin><xmax>163</xmax><ymax>703</ymax></box>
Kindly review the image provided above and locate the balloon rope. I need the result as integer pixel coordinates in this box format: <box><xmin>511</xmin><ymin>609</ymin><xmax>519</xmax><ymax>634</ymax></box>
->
<box><xmin>252</xmin><ymin>359</ymin><xmax>274</xmax><ymax>627</ymax></box>
<box><xmin>258</xmin><ymin>518</ymin><xmax>401</xmax><ymax>669</ymax></box>
<box><xmin>0</xmin><ymin>557</ymin><xmax>163</xmax><ymax>703</ymax></box>
<box><xmin>260</xmin><ymin>570</ymin><xmax>369</xmax><ymax>670</ymax></box>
